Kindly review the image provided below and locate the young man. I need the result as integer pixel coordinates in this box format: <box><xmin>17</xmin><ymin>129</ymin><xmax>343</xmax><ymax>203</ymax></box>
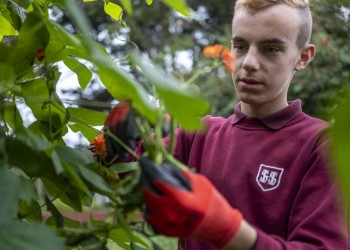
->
<box><xmin>105</xmin><ymin>0</ymin><xmax>349</xmax><ymax>249</ymax></box>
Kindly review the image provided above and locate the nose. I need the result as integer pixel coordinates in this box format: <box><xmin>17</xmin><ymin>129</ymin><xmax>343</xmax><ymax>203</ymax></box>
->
<box><xmin>242</xmin><ymin>47</ymin><xmax>260</xmax><ymax>72</ymax></box>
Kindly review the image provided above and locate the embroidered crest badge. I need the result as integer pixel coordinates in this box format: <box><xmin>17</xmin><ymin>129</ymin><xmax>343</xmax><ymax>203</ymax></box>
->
<box><xmin>256</xmin><ymin>164</ymin><xmax>284</xmax><ymax>191</ymax></box>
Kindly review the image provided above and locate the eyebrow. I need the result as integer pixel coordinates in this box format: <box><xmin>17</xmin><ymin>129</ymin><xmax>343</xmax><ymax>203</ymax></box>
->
<box><xmin>232</xmin><ymin>36</ymin><xmax>287</xmax><ymax>45</ymax></box>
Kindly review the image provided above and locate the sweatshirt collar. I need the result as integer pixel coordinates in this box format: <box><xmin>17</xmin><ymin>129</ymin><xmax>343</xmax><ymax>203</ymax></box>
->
<box><xmin>231</xmin><ymin>99</ymin><xmax>302</xmax><ymax>130</ymax></box>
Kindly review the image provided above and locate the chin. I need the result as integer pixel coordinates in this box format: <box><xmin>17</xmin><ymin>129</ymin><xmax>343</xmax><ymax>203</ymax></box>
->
<box><xmin>237</xmin><ymin>93</ymin><xmax>266</xmax><ymax>105</ymax></box>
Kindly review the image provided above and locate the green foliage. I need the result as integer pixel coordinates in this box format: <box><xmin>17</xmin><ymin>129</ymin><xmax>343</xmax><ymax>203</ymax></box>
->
<box><xmin>0</xmin><ymin>0</ymin><xmax>201</xmax><ymax>249</ymax></box>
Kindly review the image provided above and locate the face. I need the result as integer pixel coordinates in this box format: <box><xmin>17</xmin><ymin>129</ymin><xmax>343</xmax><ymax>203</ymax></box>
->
<box><xmin>231</xmin><ymin>4</ymin><xmax>313</xmax><ymax>116</ymax></box>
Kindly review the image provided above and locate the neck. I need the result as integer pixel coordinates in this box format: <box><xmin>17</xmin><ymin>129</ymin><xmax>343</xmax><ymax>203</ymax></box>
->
<box><xmin>240</xmin><ymin>100</ymin><xmax>289</xmax><ymax>117</ymax></box>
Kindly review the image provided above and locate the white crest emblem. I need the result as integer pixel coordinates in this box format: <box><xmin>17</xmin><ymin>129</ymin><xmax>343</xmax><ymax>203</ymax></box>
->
<box><xmin>256</xmin><ymin>164</ymin><xmax>284</xmax><ymax>191</ymax></box>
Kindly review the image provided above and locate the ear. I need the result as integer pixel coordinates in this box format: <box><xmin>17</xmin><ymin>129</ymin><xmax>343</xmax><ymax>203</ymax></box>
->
<box><xmin>295</xmin><ymin>44</ymin><xmax>316</xmax><ymax>71</ymax></box>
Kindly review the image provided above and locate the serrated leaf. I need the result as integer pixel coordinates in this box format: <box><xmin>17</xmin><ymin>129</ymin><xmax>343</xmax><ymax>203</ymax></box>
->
<box><xmin>130</xmin><ymin>52</ymin><xmax>210</xmax><ymax>131</ymax></box>
<box><xmin>104</xmin><ymin>1</ymin><xmax>123</xmax><ymax>21</ymax></box>
<box><xmin>63</xmin><ymin>57</ymin><xmax>92</xmax><ymax>90</ymax></box>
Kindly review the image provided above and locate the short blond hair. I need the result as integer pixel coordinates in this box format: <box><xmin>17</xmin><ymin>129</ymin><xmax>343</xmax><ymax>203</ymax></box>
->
<box><xmin>234</xmin><ymin>0</ymin><xmax>312</xmax><ymax>49</ymax></box>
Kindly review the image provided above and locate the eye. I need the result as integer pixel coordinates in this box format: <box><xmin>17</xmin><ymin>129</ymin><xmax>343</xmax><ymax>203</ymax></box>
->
<box><xmin>264</xmin><ymin>47</ymin><xmax>280</xmax><ymax>54</ymax></box>
<box><xmin>232</xmin><ymin>44</ymin><xmax>246</xmax><ymax>52</ymax></box>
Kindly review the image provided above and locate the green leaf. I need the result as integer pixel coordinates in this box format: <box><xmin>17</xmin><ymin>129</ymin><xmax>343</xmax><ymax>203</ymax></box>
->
<box><xmin>62</xmin><ymin>161</ymin><xmax>91</xmax><ymax>195</ymax></box>
<box><xmin>54</xmin><ymin>146</ymin><xmax>93</xmax><ymax>194</ymax></box>
<box><xmin>77</xmin><ymin>164</ymin><xmax>112</xmax><ymax>193</ymax></box>
<box><xmin>119</xmin><ymin>0</ymin><xmax>133</xmax><ymax>14</ymax></box>
<box><xmin>0</xmin><ymin>15</ymin><xmax>18</xmax><ymax>36</ymax></box>
<box><xmin>18</xmin><ymin>175</ymin><xmax>38</xmax><ymax>202</ymax></box>
<box><xmin>45</xmin><ymin>195</ymin><xmax>64</xmax><ymax>228</ymax></box>
<box><xmin>0</xmin><ymin>169</ymin><xmax>21</xmax><ymax>223</ymax></box>
<box><xmin>3</xmin><ymin>101</ymin><xmax>24</xmax><ymax>131</ymax></box>
<box><xmin>18</xmin><ymin>199</ymin><xmax>42</xmax><ymax>222</ymax></box>
<box><xmin>54</xmin><ymin>145</ymin><xmax>92</xmax><ymax>166</ymax></box>
<box><xmin>145</xmin><ymin>0</ymin><xmax>153</xmax><ymax>5</ymax></box>
<box><xmin>161</xmin><ymin>0</ymin><xmax>191</xmax><ymax>16</ymax></box>
<box><xmin>104</xmin><ymin>1</ymin><xmax>123</xmax><ymax>21</ymax></box>
<box><xmin>20</xmin><ymin>72</ymin><xmax>68</xmax><ymax>141</ymax></box>
<box><xmin>0</xmin><ymin>221</ymin><xmax>65</xmax><ymax>250</ymax></box>
<box><xmin>42</xmin><ymin>177</ymin><xmax>83</xmax><ymax>212</ymax></box>
<box><xmin>7</xmin><ymin>0</ymin><xmax>26</xmax><ymax>30</ymax></box>
<box><xmin>0</xmin><ymin>132</ymin><xmax>7</xmax><ymax>168</ymax></box>
<box><xmin>97</xmin><ymin>62</ymin><xmax>158</xmax><ymax>123</ymax></box>
<box><xmin>45</xmin><ymin>21</ymin><xmax>89</xmax><ymax>63</ymax></box>
<box><xmin>11</xmin><ymin>0</ymin><xmax>33</xmax><ymax>9</ymax></box>
<box><xmin>130</xmin><ymin>52</ymin><xmax>210</xmax><ymax>131</ymax></box>
<box><xmin>331</xmin><ymin>100</ymin><xmax>350</xmax><ymax>219</ymax></box>
<box><xmin>5</xmin><ymin>134</ymin><xmax>55</xmax><ymax>177</ymax></box>
<box><xmin>13</xmin><ymin>12</ymin><xmax>50</xmax><ymax>76</ymax></box>
<box><xmin>67</xmin><ymin>107</ymin><xmax>107</xmax><ymax>126</ymax></box>
<box><xmin>109</xmin><ymin>162</ymin><xmax>139</xmax><ymax>174</ymax></box>
<box><xmin>63</xmin><ymin>57</ymin><xmax>93</xmax><ymax>90</ymax></box>
<box><xmin>108</xmin><ymin>228</ymin><xmax>152</xmax><ymax>249</ymax></box>
<box><xmin>69</xmin><ymin>123</ymin><xmax>101</xmax><ymax>142</ymax></box>
<box><xmin>50</xmin><ymin>149</ymin><xmax>65</xmax><ymax>174</ymax></box>
<box><xmin>21</xmin><ymin>78</ymin><xmax>49</xmax><ymax>119</ymax></box>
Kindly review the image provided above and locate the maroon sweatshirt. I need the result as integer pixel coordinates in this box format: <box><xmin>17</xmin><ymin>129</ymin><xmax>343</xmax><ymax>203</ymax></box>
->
<box><xmin>170</xmin><ymin>100</ymin><xmax>349</xmax><ymax>250</ymax></box>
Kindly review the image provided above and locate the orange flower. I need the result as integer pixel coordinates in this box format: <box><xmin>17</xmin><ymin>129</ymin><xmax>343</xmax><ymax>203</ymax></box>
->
<box><xmin>89</xmin><ymin>134</ymin><xmax>107</xmax><ymax>159</ymax></box>
<box><xmin>203</xmin><ymin>44</ymin><xmax>223</xmax><ymax>58</ymax></box>
<box><xmin>203</xmin><ymin>44</ymin><xmax>235</xmax><ymax>73</ymax></box>
<box><xmin>220</xmin><ymin>48</ymin><xmax>234</xmax><ymax>73</ymax></box>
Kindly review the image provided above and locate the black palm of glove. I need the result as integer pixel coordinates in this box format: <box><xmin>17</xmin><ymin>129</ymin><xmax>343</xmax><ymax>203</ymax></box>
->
<box><xmin>139</xmin><ymin>156</ymin><xmax>192</xmax><ymax>195</ymax></box>
<box><xmin>104</xmin><ymin>101</ymin><xmax>139</xmax><ymax>163</ymax></box>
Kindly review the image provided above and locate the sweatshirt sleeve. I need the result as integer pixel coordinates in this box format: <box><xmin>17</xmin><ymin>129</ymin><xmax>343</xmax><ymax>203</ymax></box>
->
<box><xmin>254</xmin><ymin>137</ymin><xmax>349</xmax><ymax>250</ymax></box>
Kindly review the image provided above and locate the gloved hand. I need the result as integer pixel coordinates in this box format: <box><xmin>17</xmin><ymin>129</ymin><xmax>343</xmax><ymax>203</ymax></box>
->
<box><xmin>140</xmin><ymin>156</ymin><xmax>243</xmax><ymax>249</ymax></box>
<box><xmin>104</xmin><ymin>101</ymin><xmax>139</xmax><ymax>163</ymax></box>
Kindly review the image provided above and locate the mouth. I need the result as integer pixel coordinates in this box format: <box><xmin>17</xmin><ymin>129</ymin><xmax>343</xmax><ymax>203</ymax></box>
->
<box><xmin>237</xmin><ymin>78</ymin><xmax>264</xmax><ymax>91</ymax></box>
<box><xmin>239</xmin><ymin>78</ymin><xmax>263</xmax><ymax>85</ymax></box>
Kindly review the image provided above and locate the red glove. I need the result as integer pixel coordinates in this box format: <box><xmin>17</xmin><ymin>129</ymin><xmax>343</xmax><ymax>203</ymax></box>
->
<box><xmin>104</xmin><ymin>101</ymin><xmax>139</xmax><ymax>162</ymax></box>
<box><xmin>140</xmin><ymin>157</ymin><xmax>243</xmax><ymax>249</ymax></box>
